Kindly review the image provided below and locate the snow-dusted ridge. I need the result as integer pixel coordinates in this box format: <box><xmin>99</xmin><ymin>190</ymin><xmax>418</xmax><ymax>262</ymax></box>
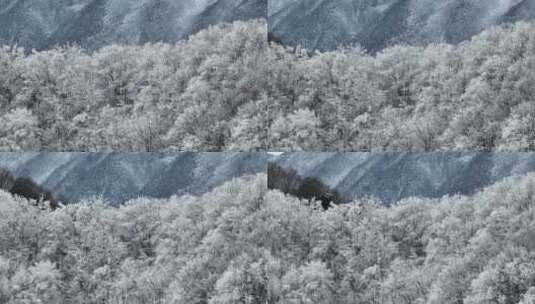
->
<box><xmin>0</xmin><ymin>152</ymin><xmax>268</xmax><ymax>205</ymax></box>
<box><xmin>268</xmin><ymin>0</ymin><xmax>535</xmax><ymax>52</ymax></box>
<box><xmin>272</xmin><ymin>152</ymin><xmax>535</xmax><ymax>205</ymax></box>
<box><xmin>0</xmin><ymin>0</ymin><xmax>267</xmax><ymax>50</ymax></box>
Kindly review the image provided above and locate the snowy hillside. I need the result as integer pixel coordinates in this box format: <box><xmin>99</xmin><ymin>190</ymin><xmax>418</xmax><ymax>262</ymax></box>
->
<box><xmin>0</xmin><ymin>0</ymin><xmax>267</xmax><ymax>50</ymax></box>
<box><xmin>0</xmin><ymin>152</ymin><xmax>268</xmax><ymax>204</ymax></box>
<box><xmin>268</xmin><ymin>0</ymin><xmax>535</xmax><ymax>52</ymax></box>
<box><xmin>272</xmin><ymin>152</ymin><xmax>535</xmax><ymax>204</ymax></box>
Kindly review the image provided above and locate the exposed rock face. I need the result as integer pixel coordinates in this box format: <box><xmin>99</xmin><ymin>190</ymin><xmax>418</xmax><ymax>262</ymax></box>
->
<box><xmin>268</xmin><ymin>0</ymin><xmax>535</xmax><ymax>52</ymax></box>
<box><xmin>0</xmin><ymin>0</ymin><xmax>267</xmax><ymax>50</ymax></box>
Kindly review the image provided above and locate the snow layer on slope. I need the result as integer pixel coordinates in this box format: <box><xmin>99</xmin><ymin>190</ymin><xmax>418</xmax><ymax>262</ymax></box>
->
<box><xmin>269</xmin><ymin>0</ymin><xmax>535</xmax><ymax>52</ymax></box>
<box><xmin>0</xmin><ymin>153</ymin><xmax>76</xmax><ymax>184</ymax></box>
<box><xmin>273</xmin><ymin>153</ymin><xmax>535</xmax><ymax>205</ymax></box>
<box><xmin>0</xmin><ymin>0</ymin><xmax>267</xmax><ymax>50</ymax></box>
<box><xmin>0</xmin><ymin>152</ymin><xmax>267</xmax><ymax>205</ymax></box>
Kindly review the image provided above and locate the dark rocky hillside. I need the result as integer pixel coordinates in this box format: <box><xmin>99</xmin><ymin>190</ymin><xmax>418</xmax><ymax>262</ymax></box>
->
<box><xmin>268</xmin><ymin>162</ymin><xmax>345</xmax><ymax>209</ymax></box>
<box><xmin>0</xmin><ymin>167</ymin><xmax>59</xmax><ymax>209</ymax></box>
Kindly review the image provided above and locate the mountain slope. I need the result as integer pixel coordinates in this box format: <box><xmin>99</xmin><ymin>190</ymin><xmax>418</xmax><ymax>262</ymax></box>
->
<box><xmin>0</xmin><ymin>152</ymin><xmax>268</xmax><ymax>205</ymax></box>
<box><xmin>272</xmin><ymin>152</ymin><xmax>535</xmax><ymax>205</ymax></box>
<box><xmin>268</xmin><ymin>0</ymin><xmax>535</xmax><ymax>52</ymax></box>
<box><xmin>0</xmin><ymin>0</ymin><xmax>267</xmax><ymax>50</ymax></box>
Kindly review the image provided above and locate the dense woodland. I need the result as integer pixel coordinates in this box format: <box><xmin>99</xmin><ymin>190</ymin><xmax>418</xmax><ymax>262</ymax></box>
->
<box><xmin>1</xmin><ymin>19</ymin><xmax>535</xmax><ymax>151</ymax></box>
<box><xmin>0</xmin><ymin>20</ymin><xmax>270</xmax><ymax>151</ymax></box>
<box><xmin>268</xmin><ymin>20</ymin><xmax>535</xmax><ymax>151</ymax></box>
<box><xmin>1</xmin><ymin>173</ymin><xmax>535</xmax><ymax>303</ymax></box>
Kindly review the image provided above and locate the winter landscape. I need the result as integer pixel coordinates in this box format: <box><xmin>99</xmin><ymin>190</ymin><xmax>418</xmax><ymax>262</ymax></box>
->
<box><xmin>1</xmin><ymin>153</ymin><xmax>535</xmax><ymax>303</ymax></box>
<box><xmin>1</xmin><ymin>0</ymin><xmax>535</xmax><ymax>303</ymax></box>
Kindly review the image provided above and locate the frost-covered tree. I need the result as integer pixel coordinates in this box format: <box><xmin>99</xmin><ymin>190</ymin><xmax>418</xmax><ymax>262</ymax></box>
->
<box><xmin>0</xmin><ymin>108</ymin><xmax>40</xmax><ymax>151</ymax></box>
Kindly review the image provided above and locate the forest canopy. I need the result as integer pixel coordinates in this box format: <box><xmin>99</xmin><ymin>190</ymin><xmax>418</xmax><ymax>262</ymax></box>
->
<box><xmin>0</xmin><ymin>19</ymin><xmax>270</xmax><ymax>151</ymax></box>
<box><xmin>1</xmin><ymin>173</ymin><xmax>535</xmax><ymax>303</ymax></box>
<box><xmin>0</xmin><ymin>20</ymin><xmax>535</xmax><ymax>151</ymax></box>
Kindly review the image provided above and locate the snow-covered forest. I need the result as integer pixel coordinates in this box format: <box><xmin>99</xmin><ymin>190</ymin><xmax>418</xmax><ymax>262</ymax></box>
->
<box><xmin>268</xmin><ymin>20</ymin><xmax>535</xmax><ymax>151</ymax></box>
<box><xmin>1</xmin><ymin>0</ymin><xmax>535</xmax><ymax>302</ymax></box>
<box><xmin>1</xmin><ymin>19</ymin><xmax>535</xmax><ymax>151</ymax></box>
<box><xmin>1</xmin><ymin>172</ymin><xmax>535</xmax><ymax>303</ymax></box>
<box><xmin>0</xmin><ymin>20</ymin><xmax>270</xmax><ymax>151</ymax></box>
